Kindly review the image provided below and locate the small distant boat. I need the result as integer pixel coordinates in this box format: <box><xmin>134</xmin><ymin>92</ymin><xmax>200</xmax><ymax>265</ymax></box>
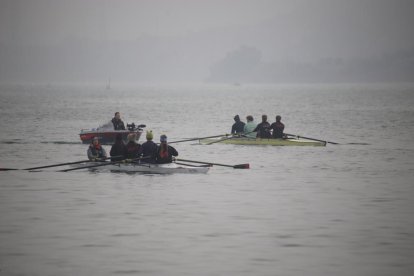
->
<box><xmin>79</xmin><ymin>122</ymin><xmax>145</xmax><ymax>145</ymax></box>
<box><xmin>73</xmin><ymin>162</ymin><xmax>210</xmax><ymax>174</ymax></box>
<box><xmin>106</xmin><ymin>78</ymin><xmax>111</xmax><ymax>90</ymax></box>
<box><xmin>200</xmin><ymin>137</ymin><xmax>326</xmax><ymax>146</ymax></box>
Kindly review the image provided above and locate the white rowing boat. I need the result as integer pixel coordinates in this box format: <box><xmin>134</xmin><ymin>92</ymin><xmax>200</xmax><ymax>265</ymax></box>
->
<box><xmin>72</xmin><ymin>161</ymin><xmax>210</xmax><ymax>174</ymax></box>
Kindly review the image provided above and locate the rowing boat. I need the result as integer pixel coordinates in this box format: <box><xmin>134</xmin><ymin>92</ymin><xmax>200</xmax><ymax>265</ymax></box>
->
<box><xmin>200</xmin><ymin>137</ymin><xmax>326</xmax><ymax>146</ymax></box>
<box><xmin>72</xmin><ymin>162</ymin><xmax>210</xmax><ymax>174</ymax></box>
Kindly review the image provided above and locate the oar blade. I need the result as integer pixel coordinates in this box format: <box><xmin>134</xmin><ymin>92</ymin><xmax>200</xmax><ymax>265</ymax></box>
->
<box><xmin>233</xmin><ymin>163</ymin><xmax>250</xmax><ymax>169</ymax></box>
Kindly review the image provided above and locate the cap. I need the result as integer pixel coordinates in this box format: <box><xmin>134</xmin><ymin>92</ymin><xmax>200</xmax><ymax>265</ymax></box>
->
<box><xmin>160</xmin><ymin>134</ymin><xmax>167</xmax><ymax>142</ymax></box>
<box><xmin>146</xmin><ymin>130</ymin><xmax>153</xmax><ymax>140</ymax></box>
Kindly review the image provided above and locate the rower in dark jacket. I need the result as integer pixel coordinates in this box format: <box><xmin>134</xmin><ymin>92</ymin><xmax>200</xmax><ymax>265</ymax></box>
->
<box><xmin>270</xmin><ymin>115</ymin><xmax>285</xmax><ymax>139</ymax></box>
<box><xmin>110</xmin><ymin>133</ymin><xmax>127</xmax><ymax>161</ymax></box>
<box><xmin>139</xmin><ymin>131</ymin><xmax>158</xmax><ymax>163</ymax></box>
<box><xmin>156</xmin><ymin>135</ymin><xmax>178</xmax><ymax>164</ymax></box>
<box><xmin>254</xmin><ymin>114</ymin><xmax>272</xmax><ymax>138</ymax></box>
<box><xmin>125</xmin><ymin>133</ymin><xmax>141</xmax><ymax>159</ymax></box>
<box><xmin>111</xmin><ymin>112</ymin><xmax>126</xmax><ymax>130</ymax></box>
<box><xmin>231</xmin><ymin>115</ymin><xmax>246</xmax><ymax>134</ymax></box>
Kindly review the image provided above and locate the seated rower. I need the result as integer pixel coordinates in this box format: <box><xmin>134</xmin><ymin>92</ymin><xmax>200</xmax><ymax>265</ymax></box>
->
<box><xmin>254</xmin><ymin>114</ymin><xmax>272</xmax><ymax>138</ymax></box>
<box><xmin>139</xmin><ymin>130</ymin><xmax>158</xmax><ymax>163</ymax></box>
<box><xmin>270</xmin><ymin>115</ymin><xmax>285</xmax><ymax>139</ymax></box>
<box><xmin>156</xmin><ymin>135</ymin><xmax>178</xmax><ymax>164</ymax></box>
<box><xmin>125</xmin><ymin>133</ymin><xmax>141</xmax><ymax>159</ymax></box>
<box><xmin>243</xmin><ymin>115</ymin><xmax>257</xmax><ymax>138</ymax></box>
<box><xmin>231</xmin><ymin>115</ymin><xmax>245</xmax><ymax>134</ymax></box>
<box><xmin>87</xmin><ymin>137</ymin><xmax>107</xmax><ymax>161</ymax></box>
<box><xmin>111</xmin><ymin>111</ymin><xmax>126</xmax><ymax>130</ymax></box>
<box><xmin>110</xmin><ymin>133</ymin><xmax>127</xmax><ymax>161</ymax></box>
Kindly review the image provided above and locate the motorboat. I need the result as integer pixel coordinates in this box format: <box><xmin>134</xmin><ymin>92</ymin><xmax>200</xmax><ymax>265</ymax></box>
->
<box><xmin>79</xmin><ymin>122</ymin><xmax>145</xmax><ymax>144</ymax></box>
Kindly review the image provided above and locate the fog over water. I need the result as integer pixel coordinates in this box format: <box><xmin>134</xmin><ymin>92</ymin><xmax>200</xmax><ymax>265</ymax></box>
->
<box><xmin>1</xmin><ymin>0</ymin><xmax>414</xmax><ymax>83</ymax></box>
<box><xmin>1</xmin><ymin>1</ymin><xmax>414</xmax><ymax>275</ymax></box>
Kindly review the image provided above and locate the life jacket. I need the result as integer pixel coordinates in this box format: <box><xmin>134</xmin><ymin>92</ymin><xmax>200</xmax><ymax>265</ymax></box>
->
<box><xmin>158</xmin><ymin>144</ymin><xmax>169</xmax><ymax>159</ymax></box>
<box><xmin>157</xmin><ymin>144</ymin><xmax>178</xmax><ymax>164</ymax></box>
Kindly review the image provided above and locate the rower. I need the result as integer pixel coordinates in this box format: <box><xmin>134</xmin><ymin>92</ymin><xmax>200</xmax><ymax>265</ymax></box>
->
<box><xmin>111</xmin><ymin>112</ymin><xmax>126</xmax><ymax>130</ymax></box>
<box><xmin>243</xmin><ymin>115</ymin><xmax>257</xmax><ymax>138</ymax></box>
<box><xmin>139</xmin><ymin>130</ymin><xmax>158</xmax><ymax>163</ymax></box>
<box><xmin>270</xmin><ymin>115</ymin><xmax>285</xmax><ymax>139</ymax></box>
<box><xmin>254</xmin><ymin>114</ymin><xmax>271</xmax><ymax>138</ymax></box>
<box><xmin>87</xmin><ymin>137</ymin><xmax>107</xmax><ymax>161</ymax></box>
<box><xmin>231</xmin><ymin>115</ymin><xmax>245</xmax><ymax>134</ymax></box>
<box><xmin>110</xmin><ymin>133</ymin><xmax>127</xmax><ymax>161</ymax></box>
<box><xmin>125</xmin><ymin>133</ymin><xmax>141</xmax><ymax>159</ymax></box>
<box><xmin>156</xmin><ymin>134</ymin><xmax>178</xmax><ymax>164</ymax></box>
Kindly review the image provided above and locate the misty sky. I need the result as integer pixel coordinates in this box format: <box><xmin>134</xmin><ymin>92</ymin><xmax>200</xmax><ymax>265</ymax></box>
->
<box><xmin>1</xmin><ymin>0</ymin><xmax>413</xmax><ymax>83</ymax></box>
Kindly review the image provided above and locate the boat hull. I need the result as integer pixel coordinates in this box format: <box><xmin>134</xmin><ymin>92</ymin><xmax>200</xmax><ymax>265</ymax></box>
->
<box><xmin>79</xmin><ymin>129</ymin><xmax>142</xmax><ymax>145</ymax></box>
<box><xmin>74</xmin><ymin>162</ymin><xmax>210</xmax><ymax>174</ymax></box>
<box><xmin>200</xmin><ymin>137</ymin><xmax>326</xmax><ymax>146</ymax></box>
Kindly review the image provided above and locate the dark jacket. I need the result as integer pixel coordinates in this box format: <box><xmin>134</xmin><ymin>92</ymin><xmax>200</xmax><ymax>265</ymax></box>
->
<box><xmin>111</xmin><ymin>118</ymin><xmax>126</xmax><ymax>130</ymax></box>
<box><xmin>231</xmin><ymin>121</ymin><xmax>246</xmax><ymax>134</ymax></box>
<box><xmin>270</xmin><ymin>121</ymin><xmax>285</xmax><ymax>138</ymax></box>
<box><xmin>139</xmin><ymin>140</ymin><xmax>158</xmax><ymax>163</ymax></box>
<box><xmin>110</xmin><ymin>141</ymin><xmax>127</xmax><ymax>161</ymax></box>
<box><xmin>156</xmin><ymin>144</ymin><xmax>178</xmax><ymax>164</ymax></box>
<box><xmin>254</xmin><ymin>122</ymin><xmax>272</xmax><ymax>138</ymax></box>
<box><xmin>125</xmin><ymin>141</ymin><xmax>141</xmax><ymax>159</ymax></box>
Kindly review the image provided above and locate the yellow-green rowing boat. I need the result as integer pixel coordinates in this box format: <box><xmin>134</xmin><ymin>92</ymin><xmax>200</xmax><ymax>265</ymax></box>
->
<box><xmin>200</xmin><ymin>137</ymin><xmax>326</xmax><ymax>146</ymax></box>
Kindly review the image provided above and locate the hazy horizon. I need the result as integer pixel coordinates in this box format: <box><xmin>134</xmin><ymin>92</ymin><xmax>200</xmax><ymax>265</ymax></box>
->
<box><xmin>1</xmin><ymin>0</ymin><xmax>413</xmax><ymax>83</ymax></box>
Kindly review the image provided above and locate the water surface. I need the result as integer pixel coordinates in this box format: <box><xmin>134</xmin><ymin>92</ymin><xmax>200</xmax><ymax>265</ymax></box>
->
<box><xmin>1</xmin><ymin>83</ymin><xmax>413</xmax><ymax>275</ymax></box>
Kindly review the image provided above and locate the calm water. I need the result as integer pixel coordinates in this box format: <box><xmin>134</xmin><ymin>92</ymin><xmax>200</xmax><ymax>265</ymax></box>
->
<box><xmin>0</xmin><ymin>83</ymin><xmax>414</xmax><ymax>276</ymax></box>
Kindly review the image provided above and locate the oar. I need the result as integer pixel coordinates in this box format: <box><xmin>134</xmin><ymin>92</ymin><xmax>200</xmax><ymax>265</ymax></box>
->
<box><xmin>0</xmin><ymin>156</ymin><xmax>124</xmax><ymax>172</ymax></box>
<box><xmin>24</xmin><ymin>156</ymin><xmax>122</xmax><ymax>171</ymax></box>
<box><xmin>168</xmin><ymin>134</ymin><xmax>232</xmax><ymax>144</ymax></box>
<box><xmin>59</xmin><ymin>156</ymin><xmax>151</xmax><ymax>172</ymax></box>
<box><xmin>60</xmin><ymin>160</ymin><xmax>121</xmax><ymax>172</ymax></box>
<box><xmin>285</xmin><ymin>133</ymin><xmax>339</xmax><ymax>145</ymax></box>
<box><xmin>175</xmin><ymin>158</ymin><xmax>249</xmax><ymax>169</ymax></box>
<box><xmin>174</xmin><ymin>162</ymin><xmax>212</xmax><ymax>168</ymax></box>
<box><xmin>206</xmin><ymin>131</ymin><xmax>255</xmax><ymax>145</ymax></box>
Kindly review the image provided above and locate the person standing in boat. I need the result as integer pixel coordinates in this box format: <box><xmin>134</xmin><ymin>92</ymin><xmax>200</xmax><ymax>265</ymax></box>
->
<box><xmin>87</xmin><ymin>137</ymin><xmax>107</xmax><ymax>161</ymax></box>
<box><xmin>270</xmin><ymin>115</ymin><xmax>285</xmax><ymax>139</ymax></box>
<box><xmin>254</xmin><ymin>114</ymin><xmax>272</xmax><ymax>138</ymax></box>
<box><xmin>139</xmin><ymin>130</ymin><xmax>158</xmax><ymax>163</ymax></box>
<box><xmin>243</xmin><ymin>115</ymin><xmax>257</xmax><ymax>138</ymax></box>
<box><xmin>231</xmin><ymin>115</ymin><xmax>245</xmax><ymax>134</ymax></box>
<box><xmin>110</xmin><ymin>133</ymin><xmax>127</xmax><ymax>161</ymax></box>
<box><xmin>125</xmin><ymin>133</ymin><xmax>141</xmax><ymax>159</ymax></box>
<box><xmin>111</xmin><ymin>112</ymin><xmax>126</xmax><ymax>130</ymax></box>
<box><xmin>156</xmin><ymin>135</ymin><xmax>178</xmax><ymax>164</ymax></box>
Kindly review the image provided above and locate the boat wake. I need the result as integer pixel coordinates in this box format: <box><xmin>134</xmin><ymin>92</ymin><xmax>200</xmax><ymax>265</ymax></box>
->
<box><xmin>40</xmin><ymin>141</ymin><xmax>82</xmax><ymax>145</ymax></box>
<box><xmin>1</xmin><ymin>140</ymin><xmax>81</xmax><ymax>145</ymax></box>
<box><xmin>346</xmin><ymin>142</ymin><xmax>371</xmax><ymax>145</ymax></box>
